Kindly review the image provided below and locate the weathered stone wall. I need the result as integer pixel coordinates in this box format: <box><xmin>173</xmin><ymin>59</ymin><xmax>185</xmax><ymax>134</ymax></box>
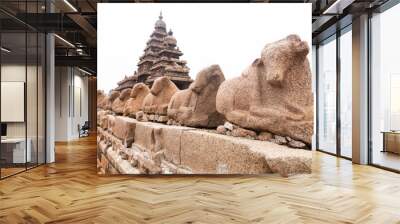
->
<box><xmin>97</xmin><ymin>113</ymin><xmax>311</xmax><ymax>177</ymax></box>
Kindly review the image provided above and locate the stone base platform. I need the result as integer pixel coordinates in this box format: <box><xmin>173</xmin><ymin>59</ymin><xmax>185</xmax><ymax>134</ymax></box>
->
<box><xmin>97</xmin><ymin>114</ymin><xmax>312</xmax><ymax>177</ymax></box>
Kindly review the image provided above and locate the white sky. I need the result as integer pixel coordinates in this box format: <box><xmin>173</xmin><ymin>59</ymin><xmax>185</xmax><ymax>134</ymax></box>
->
<box><xmin>98</xmin><ymin>3</ymin><xmax>311</xmax><ymax>93</ymax></box>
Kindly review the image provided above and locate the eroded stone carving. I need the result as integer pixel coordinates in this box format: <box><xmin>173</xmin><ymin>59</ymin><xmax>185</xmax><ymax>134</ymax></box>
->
<box><xmin>167</xmin><ymin>64</ymin><xmax>225</xmax><ymax>128</ymax></box>
<box><xmin>142</xmin><ymin>77</ymin><xmax>178</xmax><ymax>121</ymax></box>
<box><xmin>112</xmin><ymin>88</ymin><xmax>131</xmax><ymax>115</ymax></box>
<box><xmin>104</xmin><ymin>90</ymin><xmax>120</xmax><ymax>111</ymax></box>
<box><xmin>123</xmin><ymin>83</ymin><xmax>150</xmax><ymax>117</ymax></box>
<box><xmin>216</xmin><ymin>34</ymin><xmax>313</xmax><ymax>144</ymax></box>
<box><xmin>97</xmin><ymin>90</ymin><xmax>106</xmax><ymax>109</ymax></box>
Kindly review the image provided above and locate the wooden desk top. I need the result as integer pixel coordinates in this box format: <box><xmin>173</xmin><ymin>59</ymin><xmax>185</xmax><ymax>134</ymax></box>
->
<box><xmin>381</xmin><ymin>131</ymin><xmax>400</xmax><ymax>134</ymax></box>
<box><xmin>1</xmin><ymin>138</ymin><xmax>28</xmax><ymax>144</ymax></box>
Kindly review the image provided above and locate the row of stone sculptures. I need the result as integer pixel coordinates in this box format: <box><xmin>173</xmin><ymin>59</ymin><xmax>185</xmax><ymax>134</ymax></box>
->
<box><xmin>97</xmin><ymin>64</ymin><xmax>224</xmax><ymax>127</ymax></box>
<box><xmin>98</xmin><ymin>35</ymin><xmax>314</xmax><ymax>145</ymax></box>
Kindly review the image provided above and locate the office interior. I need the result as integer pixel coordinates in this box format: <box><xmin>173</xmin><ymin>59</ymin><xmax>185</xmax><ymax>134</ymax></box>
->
<box><xmin>0</xmin><ymin>0</ymin><xmax>399</xmax><ymax>178</ymax></box>
<box><xmin>0</xmin><ymin>0</ymin><xmax>97</xmax><ymax>179</ymax></box>
<box><xmin>313</xmin><ymin>0</ymin><xmax>400</xmax><ymax>172</ymax></box>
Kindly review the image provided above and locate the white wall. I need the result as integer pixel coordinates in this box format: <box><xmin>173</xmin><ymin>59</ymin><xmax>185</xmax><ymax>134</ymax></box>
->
<box><xmin>71</xmin><ymin>72</ymin><xmax>89</xmax><ymax>138</ymax></box>
<box><xmin>1</xmin><ymin>63</ymin><xmax>46</xmax><ymax>164</ymax></box>
<box><xmin>1</xmin><ymin>64</ymin><xmax>41</xmax><ymax>138</ymax></box>
<box><xmin>55</xmin><ymin>66</ymin><xmax>89</xmax><ymax>141</ymax></box>
<box><xmin>55</xmin><ymin>66</ymin><xmax>70</xmax><ymax>141</ymax></box>
<box><xmin>1</xmin><ymin>65</ymin><xmax>26</xmax><ymax>138</ymax></box>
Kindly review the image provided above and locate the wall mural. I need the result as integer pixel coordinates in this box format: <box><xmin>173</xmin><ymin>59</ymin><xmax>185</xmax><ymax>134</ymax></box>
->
<box><xmin>97</xmin><ymin>4</ymin><xmax>313</xmax><ymax>176</ymax></box>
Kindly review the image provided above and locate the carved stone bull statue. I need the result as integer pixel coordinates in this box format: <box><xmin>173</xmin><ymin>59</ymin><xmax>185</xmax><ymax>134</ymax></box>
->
<box><xmin>168</xmin><ymin>64</ymin><xmax>225</xmax><ymax>128</ymax></box>
<box><xmin>142</xmin><ymin>77</ymin><xmax>179</xmax><ymax>121</ymax></box>
<box><xmin>104</xmin><ymin>90</ymin><xmax>120</xmax><ymax>111</ymax></box>
<box><xmin>123</xmin><ymin>83</ymin><xmax>150</xmax><ymax>117</ymax></box>
<box><xmin>97</xmin><ymin>90</ymin><xmax>107</xmax><ymax>110</ymax></box>
<box><xmin>111</xmin><ymin>88</ymin><xmax>131</xmax><ymax>115</ymax></box>
<box><xmin>216</xmin><ymin>34</ymin><xmax>313</xmax><ymax>144</ymax></box>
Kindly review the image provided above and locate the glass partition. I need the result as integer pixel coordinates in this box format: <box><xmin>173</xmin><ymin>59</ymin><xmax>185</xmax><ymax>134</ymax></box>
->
<box><xmin>317</xmin><ymin>35</ymin><xmax>337</xmax><ymax>155</ymax></box>
<box><xmin>339</xmin><ymin>26</ymin><xmax>352</xmax><ymax>158</ymax></box>
<box><xmin>316</xmin><ymin>24</ymin><xmax>353</xmax><ymax>159</ymax></box>
<box><xmin>38</xmin><ymin>32</ymin><xmax>45</xmax><ymax>165</ymax></box>
<box><xmin>1</xmin><ymin>31</ymin><xmax>28</xmax><ymax>177</ymax></box>
<box><xmin>27</xmin><ymin>31</ymin><xmax>38</xmax><ymax>169</ymax></box>
<box><xmin>0</xmin><ymin>1</ymin><xmax>46</xmax><ymax>179</ymax></box>
<box><xmin>370</xmin><ymin>3</ymin><xmax>400</xmax><ymax>171</ymax></box>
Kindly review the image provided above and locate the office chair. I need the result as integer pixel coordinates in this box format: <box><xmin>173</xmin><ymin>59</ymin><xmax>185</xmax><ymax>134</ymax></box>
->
<box><xmin>79</xmin><ymin>121</ymin><xmax>90</xmax><ymax>138</ymax></box>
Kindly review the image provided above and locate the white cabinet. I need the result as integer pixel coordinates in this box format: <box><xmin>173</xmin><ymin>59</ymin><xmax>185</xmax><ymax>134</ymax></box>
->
<box><xmin>1</xmin><ymin>138</ymin><xmax>32</xmax><ymax>163</ymax></box>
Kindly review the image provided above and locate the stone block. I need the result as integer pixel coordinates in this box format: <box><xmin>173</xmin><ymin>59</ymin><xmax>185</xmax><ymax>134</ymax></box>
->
<box><xmin>130</xmin><ymin>145</ymin><xmax>161</xmax><ymax>174</ymax></box>
<box><xmin>215</xmin><ymin>136</ymin><xmax>270</xmax><ymax>174</ymax></box>
<box><xmin>180</xmin><ymin>130</ymin><xmax>219</xmax><ymax>173</ymax></box>
<box><xmin>180</xmin><ymin>131</ymin><xmax>270</xmax><ymax>174</ymax></box>
<box><xmin>180</xmin><ymin>129</ymin><xmax>311</xmax><ymax>175</ymax></box>
<box><xmin>133</xmin><ymin>122</ymin><xmax>193</xmax><ymax>166</ymax></box>
<box><xmin>112</xmin><ymin>116</ymin><xmax>137</xmax><ymax>146</ymax></box>
<box><xmin>258</xmin><ymin>142</ymin><xmax>311</xmax><ymax>177</ymax></box>
<box><xmin>106</xmin><ymin>115</ymin><xmax>116</xmax><ymax>133</ymax></box>
<box><xmin>134</xmin><ymin>122</ymin><xmax>164</xmax><ymax>153</ymax></box>
<box><xmin>162</xmin><ymin>125</ymin><xmax>194</xmax><ymax>165</ymax></box>
<box><xmin>117</xmin><ymin>159</ymin><xmax>141</xmax><ymax>174</ymax></box>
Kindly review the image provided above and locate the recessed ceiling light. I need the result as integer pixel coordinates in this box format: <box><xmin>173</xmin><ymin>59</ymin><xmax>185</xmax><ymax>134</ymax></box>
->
<box><xmin>78</xmin><ymin>67</ymin><xmax>92</xmax><ymax>76</ymax></box>
<box><xmin>54</xmin><ymin>34</ymin><xmax>75</xmax><ymax>48</ymax></box>
<box><xmin>1</xmin><ymin>47</ymin><xmax>11</xmax><ymax>53</ymax></box>
<box><xmin>323</xmin><ymin>0</ymin><xmax>354</xmax><ymax>15</ymax></box>
<box><xmin>63</xmin><ymin>0</ymin><xmax>78</xmax><ymax>12</ymax></box>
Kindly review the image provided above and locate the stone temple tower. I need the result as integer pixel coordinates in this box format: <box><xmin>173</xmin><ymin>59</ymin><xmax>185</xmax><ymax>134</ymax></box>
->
<box><xmin>116</xmin><ymin>12</ymin><xmax>193</xmax><ymax>91</ymax></box>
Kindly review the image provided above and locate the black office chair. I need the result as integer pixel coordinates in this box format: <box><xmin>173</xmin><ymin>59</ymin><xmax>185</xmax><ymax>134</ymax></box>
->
<box><xmin>79</xmin><ymin>121</ymin><xmax>90</xmax><ymax>138</ymax></box>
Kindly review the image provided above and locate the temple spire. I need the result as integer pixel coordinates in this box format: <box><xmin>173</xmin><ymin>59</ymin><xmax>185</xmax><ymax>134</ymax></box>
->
<box><xmin>116</xmin><ymin>12</ymin><xmax>193</xmax><ymax>91</ymax></box>
<box><xmin>154</xmin><ymin>11</ymin><xmax>166</xmax><ymax>30</ymax></box>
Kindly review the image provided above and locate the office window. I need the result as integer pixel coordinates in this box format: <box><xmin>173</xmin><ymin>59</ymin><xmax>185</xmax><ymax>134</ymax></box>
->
<box><xmin>317</xmin><ymin>35</ymin><xmax>337</xmax><ymax>154</ymax></box>
<box><xmin>339</xmin><ymin>27</ymin><xmax>352</xmax><ymax>158</ymax></box>
<box><xmin>0</xmin><ymin>2</ymin><xmax>46</xmax><ymax>179</ymax></box>
<box><xmin>371</xmin><ymin>3</ymin><xmax>400</xmax><ymax>171</ymax></box>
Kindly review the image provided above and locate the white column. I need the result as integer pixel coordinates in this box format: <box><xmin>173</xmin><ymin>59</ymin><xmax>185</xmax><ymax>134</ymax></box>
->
<box><xmin>46</xmin><ymin>32</ymin><xmax>55</xmax><ymax>163</ymax></box>
<box><xmin>352</xmin><ymin>14</ymin><xmax>369</xmax><ymax>164</ymax></box>
<box><xmin>311</xmin><ymin>45</ymin><xmax>317</xmax><ymax>151</ymax></box>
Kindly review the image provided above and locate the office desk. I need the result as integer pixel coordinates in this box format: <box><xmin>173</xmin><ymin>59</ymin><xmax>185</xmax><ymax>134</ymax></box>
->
<box><xmin>1</xmin><ymin>138</ymin><xmax>31</xmax><ymax>164</ymax></box>
<box><xmin>382</xmin><ymin>131</ymin><xmax>400</xmax><ymax>154</ymax></box>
